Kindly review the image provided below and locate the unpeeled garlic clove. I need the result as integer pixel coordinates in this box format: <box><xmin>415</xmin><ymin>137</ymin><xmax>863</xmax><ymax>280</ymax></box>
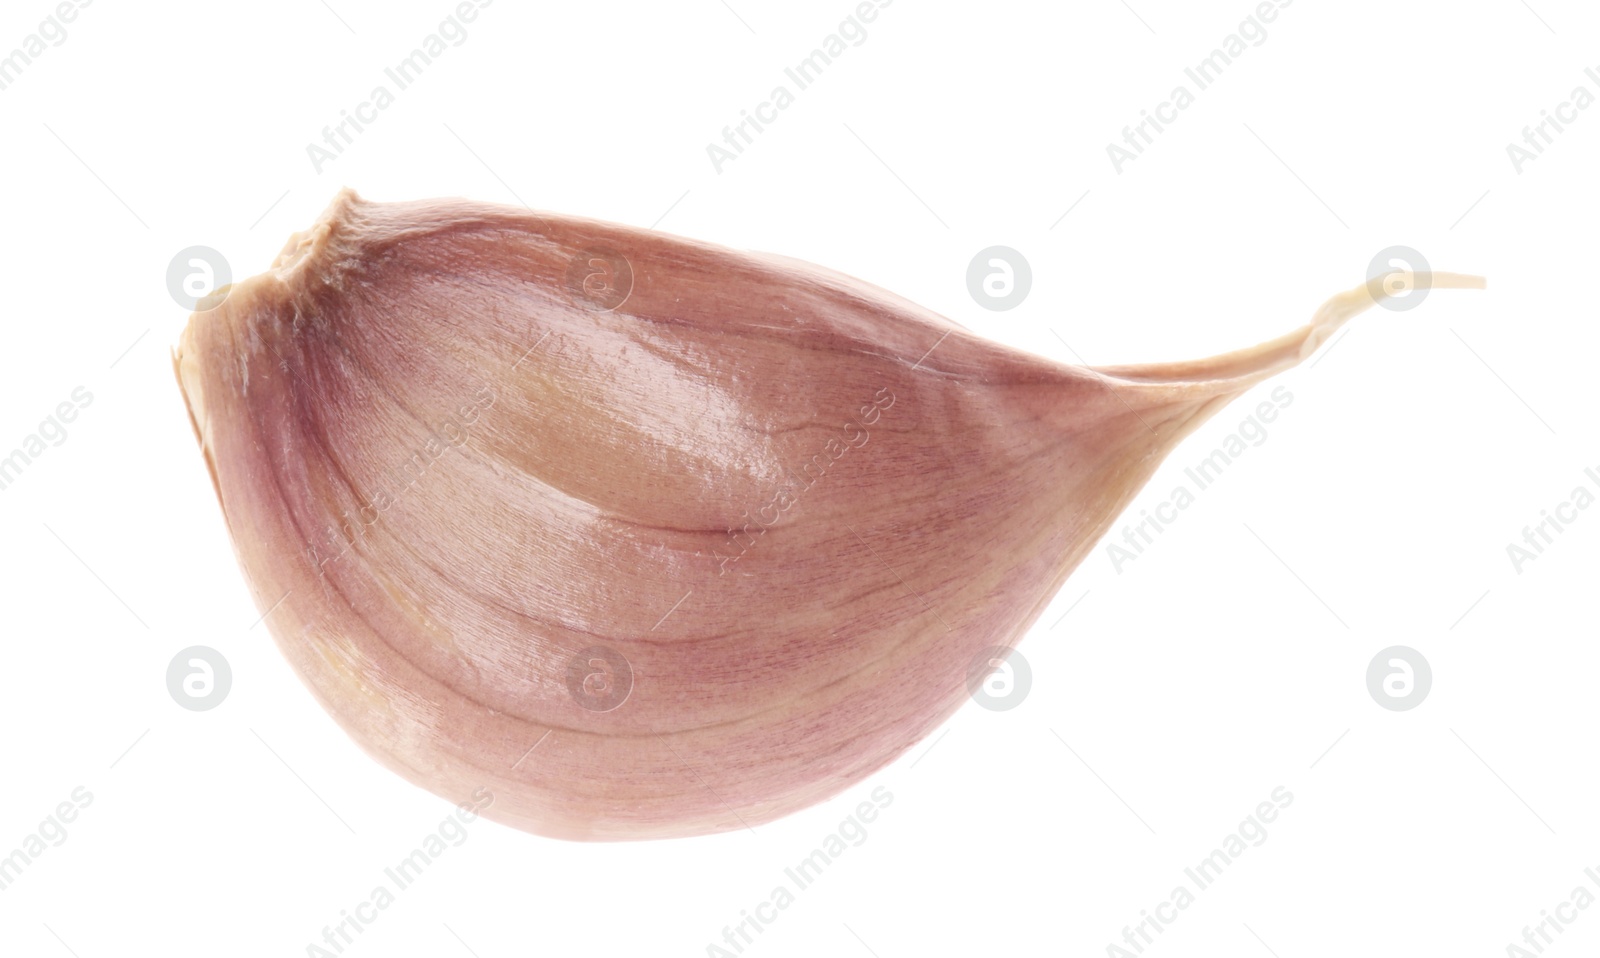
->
<box><xmin>173</xmin><ymin>189</ymin><xmax>1482</xmax><ymax>840</ymax></box>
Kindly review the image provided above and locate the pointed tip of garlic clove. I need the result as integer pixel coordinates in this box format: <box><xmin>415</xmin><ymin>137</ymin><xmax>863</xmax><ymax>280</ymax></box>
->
<box><xmin>1298</xmin><ymin>270</ymin><xmax>1487</xmax><ymax>360</ymax></box>
<box><xmin>1093</xmin><ymin>271</ymin><xmax>1488</xmax><ymax>391</ymax></box>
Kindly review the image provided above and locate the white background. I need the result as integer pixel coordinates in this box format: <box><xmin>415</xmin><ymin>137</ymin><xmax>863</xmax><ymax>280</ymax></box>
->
<box><xmin>0</xmin><ymin>0</ymin><xmax>1595</xmax><ymax>955</ymax></box>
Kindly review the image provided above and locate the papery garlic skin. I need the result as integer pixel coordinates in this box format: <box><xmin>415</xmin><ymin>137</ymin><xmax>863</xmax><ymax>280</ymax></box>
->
<box><xmin>175</xmin><ymin>189</ymin><xmax>1482</xmax><ymax>841</ymax></box>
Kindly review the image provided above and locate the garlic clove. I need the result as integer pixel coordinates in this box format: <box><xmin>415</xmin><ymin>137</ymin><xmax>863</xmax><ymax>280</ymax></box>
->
<box><xmin>174</xmin><ymin>189</ymin><xmax>1482</xmax><ymax>840</ymax></box>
